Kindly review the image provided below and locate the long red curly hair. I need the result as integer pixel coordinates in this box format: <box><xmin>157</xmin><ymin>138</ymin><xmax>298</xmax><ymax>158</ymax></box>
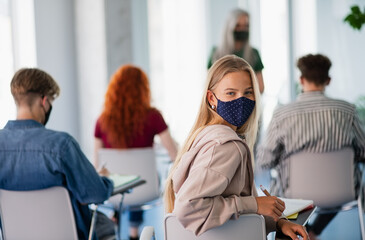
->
<box><xmin>99</xmin><ymin>64</ymin><xmax>152</xmax><ymax>148</ymax></box>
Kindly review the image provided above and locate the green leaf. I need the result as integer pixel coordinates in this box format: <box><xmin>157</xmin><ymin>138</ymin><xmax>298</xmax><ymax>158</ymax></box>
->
<box><xmin>344</xmin><ymin>5</ymin><xmax>365</xmax><ymax>31</ymax></box>
<box><xmin>351</xmin><ymin>5</ymin><xmax>361</xmax><ymax>14</ymax></box>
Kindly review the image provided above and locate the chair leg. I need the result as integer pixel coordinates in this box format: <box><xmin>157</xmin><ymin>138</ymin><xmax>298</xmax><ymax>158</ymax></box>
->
<box><xmin>357</xmin><ymin>196</ymin><xmax>365</xmax><ymax>240</ymax></box>
<box><xmin>117</xmin><ymin>194</ymin><xmax>125</xmax><ymax>240</ymax></box>
<box><xmin>88</xmin><ymin>204</ymin><xmax>98</xmax><ymax>240</ymax></box>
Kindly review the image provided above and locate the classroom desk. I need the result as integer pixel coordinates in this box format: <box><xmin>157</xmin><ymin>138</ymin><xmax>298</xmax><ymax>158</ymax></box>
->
<box><xmin>275</xmin><ymin>207</ymin><xmax>317</xmax><ymax>240</ymax></box>
<box><xmin>89</xmin><ymin>178</ymin><xmax>146</xmax><ymax>240</ymax></box>
<box><xmin>112</xmin><ymin>178</ymin><xmax>146</xmax><ymax>196</ymax></box>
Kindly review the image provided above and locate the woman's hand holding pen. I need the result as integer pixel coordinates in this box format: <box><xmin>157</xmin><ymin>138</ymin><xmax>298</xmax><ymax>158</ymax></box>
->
<box><xmin>257</xmin><ymin>185</ymin><xmax>286</xmax><ymax>221</ymax></box>
<box><xmin>258</xmin><ymin>185</ymin><xmax>309</xmax><ymax>240</ymax></box>
<box><xmin>255</xmin><ymin>196</ymin><xmax>285</xmax><ymax>221</ymax></box>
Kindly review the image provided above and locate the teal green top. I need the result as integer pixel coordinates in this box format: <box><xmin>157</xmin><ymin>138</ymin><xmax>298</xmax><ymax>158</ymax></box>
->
<box><xmin>207</xmin><ymin>47</ymin><xmax>264</xmax><ymax>71</ymax></box>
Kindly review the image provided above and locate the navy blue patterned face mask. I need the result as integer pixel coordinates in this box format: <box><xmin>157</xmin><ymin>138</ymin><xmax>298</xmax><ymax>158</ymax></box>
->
<box><xmin>213</xmin><ymin>93</ymin><xmax>255</xmax><ymax>127</ymax></box>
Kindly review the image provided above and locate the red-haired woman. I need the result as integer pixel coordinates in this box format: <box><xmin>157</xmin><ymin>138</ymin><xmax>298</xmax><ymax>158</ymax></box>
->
<box><xmin>94</xmin><ymin>64</ymin><xmax>177</xmax><ymax>240</ymax></box>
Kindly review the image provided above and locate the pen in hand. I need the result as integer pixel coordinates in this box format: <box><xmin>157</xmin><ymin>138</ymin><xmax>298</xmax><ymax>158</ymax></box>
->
<box><xmin>98</xmin><ymin>162</ymin><xmax>109</xmax><ymax>177</ymax></box>
<box><xmin>260</xmin><ymin>185</ymin><xmax>287</xmax><ymax>219</ymax></box>
<box><xmin>99</xmin><ymin>161</ymin><xmax>107</xmax><ymax>170</ymax></box>
<box><xmin>260</xmin><ymin>184</ymin><xmax>271</xmax><ymax>196</ymax></box>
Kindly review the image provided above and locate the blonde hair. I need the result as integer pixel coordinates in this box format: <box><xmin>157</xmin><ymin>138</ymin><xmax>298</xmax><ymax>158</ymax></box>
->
<box><xmin>164</xmin><ymin>55</ymin><xmax>261</xmax><ymax>213</ymax></box>
<box><xmin>213</xmin><ymin>8</ymin><xmax>256</xmax><ymax>68</ymax></box>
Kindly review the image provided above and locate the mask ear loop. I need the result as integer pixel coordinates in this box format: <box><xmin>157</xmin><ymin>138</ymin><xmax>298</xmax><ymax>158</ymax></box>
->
<box><xmin>41</xmin><ymin>95</ymin><xmax>52</xmax><ymax>116</ymax></box>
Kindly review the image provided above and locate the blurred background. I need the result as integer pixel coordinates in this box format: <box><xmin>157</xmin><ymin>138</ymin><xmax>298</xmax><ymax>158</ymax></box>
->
<box><xmin>1</xmin><ymin>0</ymin><xmax>364</xmax><ymax>160</ymax></box>
<box><xmin>1</xmin><ymin>1</ymin><xmax>365</xmax><ymax>239</ymax></box>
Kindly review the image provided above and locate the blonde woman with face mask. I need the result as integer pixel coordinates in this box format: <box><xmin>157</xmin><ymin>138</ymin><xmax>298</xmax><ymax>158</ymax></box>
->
<box><xmin>164</xmin><ymin>55</ymin><xmax>308</xmax><ymax>240</ymax></box>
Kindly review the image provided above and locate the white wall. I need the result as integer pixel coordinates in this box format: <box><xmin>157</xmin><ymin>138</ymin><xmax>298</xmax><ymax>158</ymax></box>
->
<box><xmin>206</xmin><ymin>0</ymin><xmax>237</xmax><ymax>54</ymax></box>
<box><xmin>132</xmin><ymin>0</ymin><xmax>150</xmax><ymax>73</ymax></box>
<box><xmin>104</xmin><ymin>0</ymin><xmax>149</xmax><ymax>76</ymax></box>
<box><xmin>75</xmin><ymin>0</ymin><xmax>108</xmax><ymax>160</ymax></box>
<box><xmin>316</xmin><ymin>0</ymin><xmax>365</xmax><ymax>103</ymax></box>
<box><xmin>292</xmin><ymin>0</ymin><xmax>317</xmax><ymax>60</ymax></box>
<box><xmin>0</xmin><ymin>0</ymin><xmax>16</xmax><ymax>128</ymax></box>
<box><xmin>11</xmin><ymin>0</ymin><xmax>37</xmax><ymax>69</ymax></box>
<box><xmin>147</xmin><ymin>0</ymin><xmax>208</xmax><ymax>145</ymax></box>
<box><xmin>259</xmin><ymin>0</ymin><xmax>290</xmax><ymax>131</ymax></box>
<box><xmin>33</xmin><ymin>0</ymin><xmax>80</xmax><ymax>141</ymax></box>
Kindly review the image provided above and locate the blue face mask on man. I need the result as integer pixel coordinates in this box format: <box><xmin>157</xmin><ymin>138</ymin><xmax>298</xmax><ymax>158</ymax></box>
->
<box><xmin>213</xmin><ymin>93</ymin><xmax>255</xmax><ymax>128</ymax></box>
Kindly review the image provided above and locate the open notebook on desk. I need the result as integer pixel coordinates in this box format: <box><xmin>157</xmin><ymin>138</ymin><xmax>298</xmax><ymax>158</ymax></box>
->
<box><xmin>109</xmin><ymin>174</ymin><xmax>140</xmax><ymax>187</ymax></box>
<box><xmin>280</xmin><ymin>198</ymin><xmax>314</xmax><ymax>219</ymax></box>
<box><xmin>108</xmin><ymin>174</ymin><xmax>145</xmax><ymax>196</ymax></box>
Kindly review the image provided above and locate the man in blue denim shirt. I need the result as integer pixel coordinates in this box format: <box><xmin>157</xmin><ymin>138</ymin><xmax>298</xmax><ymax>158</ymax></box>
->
<box><xmin>0</xmin><ymin>68</ymin><xmax>114</xmax><ymax>239</ymax></box>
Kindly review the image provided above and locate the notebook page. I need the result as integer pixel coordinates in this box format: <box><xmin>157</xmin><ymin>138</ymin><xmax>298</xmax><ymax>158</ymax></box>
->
<box><xmin>108</xmin><ymin>174</ymin><xmax>140</xmax><ymax>188</ymax></box>
<box><xmin>280</xmin><ymin>198</ymin><xmax>314</xmax><ymax>217</ymax></box>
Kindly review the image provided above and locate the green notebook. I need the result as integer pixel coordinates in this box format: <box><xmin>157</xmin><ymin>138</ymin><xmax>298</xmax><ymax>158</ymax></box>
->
<box><xmin>108</xmin><ymin>174</ymin><xmax>140</xmax><ymax>188</ymax></box>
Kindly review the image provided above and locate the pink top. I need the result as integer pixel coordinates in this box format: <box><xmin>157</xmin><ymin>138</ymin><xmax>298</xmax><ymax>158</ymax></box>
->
<box><xmin>172</xmin><ymin>124</ymin><xmax>276</xmax><ymax>235</ymax></box>
<box><xmin>94</xmin><ymin>108</ymin><xmax>168</xmax><ymax>148</ymax></box>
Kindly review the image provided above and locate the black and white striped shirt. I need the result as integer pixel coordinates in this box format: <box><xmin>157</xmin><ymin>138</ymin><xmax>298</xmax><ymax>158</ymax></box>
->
<box><xmin>257</xmin><ymin>91</ymin><xmax>365</xmax><ymax>195</ymax></box>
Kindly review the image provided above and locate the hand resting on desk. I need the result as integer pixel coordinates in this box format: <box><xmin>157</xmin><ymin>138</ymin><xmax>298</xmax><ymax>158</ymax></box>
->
<box><xmin>277</xmin><ymin>219</ymin><xmax>308</xmax><ymax>240</ymax></box>
<box><xmin>256</xmin><ymin>196</ymin><xmax>309</xmax><ymax>240</ymax></box>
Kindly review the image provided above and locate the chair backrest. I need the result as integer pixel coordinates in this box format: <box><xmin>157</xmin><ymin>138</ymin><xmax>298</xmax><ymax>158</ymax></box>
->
<box><xmin>98</xmin><ymin>148</ymin><xmax>159</xmax><ymax>206</ymax></box>
<box><xmin>164</xmin><ymin>213</ymin><xmax>266</xmax><ymax>240</ymax></box>
<box><xmin>0</xmin><ymin>186</ymin><xmax>78</xmax><ymax>240</ymax></box>
<box><xmin>287</xmin><ymin>147</ymin><xmax>355</xmax><ymax>208</ymax></box>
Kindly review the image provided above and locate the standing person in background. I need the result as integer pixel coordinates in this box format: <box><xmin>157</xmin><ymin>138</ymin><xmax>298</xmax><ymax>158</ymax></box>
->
<box><xmin>94</xmin><ymin>64</ymin><xmax>177</xmax><ymax>240</ymax></box>
<box><xmin>165</xmin><ymin>55</ymin><xmax>308</xmax><ymax>239</ymax></box>
<box><xmin>208</xmin><ymin>8</ymin><xmax>265</xmax><ymax>94</ymax></box>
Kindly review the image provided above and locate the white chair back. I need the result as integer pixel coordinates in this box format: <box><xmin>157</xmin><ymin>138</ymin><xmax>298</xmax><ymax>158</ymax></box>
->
<box><xmin>287</xmin><ymin>148</ymin><xmax>355</xmax><ymax>208</ymax></box>
<box><xmin>164</xmin><ymin>213</ymin><xmax>266</xmax><ymax>240</ymax></box>
<box><xmin>0</xmin><ymin>186</ymin><xmax>78</xmax><ymax>240</ymax></box>
<box><xmin>98</xmin><ymin>148</ymin><xmax>159</xmax><ymax>206</ymax></box>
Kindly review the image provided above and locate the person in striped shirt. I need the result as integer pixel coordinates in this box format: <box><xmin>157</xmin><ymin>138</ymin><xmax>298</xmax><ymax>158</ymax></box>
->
<box><xmin>257</xmin><ymin>53</ymin><xmax>365</xmax><ymax>239</ymax></box>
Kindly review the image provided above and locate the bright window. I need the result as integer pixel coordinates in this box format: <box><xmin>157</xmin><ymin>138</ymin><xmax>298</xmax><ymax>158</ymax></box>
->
<box><xmin>260</xmin><ymin>0</ymin><xmax>290</xmax><ymax>131</ymax></box>
<box><xmin>147</xmin><ymin>0</ymin><xmax>208</xmax><ymax>145</ymax></box>
<box><xmin>0</xmin><ymin>0</ymin><xmax>15</xmax><ymax>128</ymax></box>
<box><xmin>0</xmin><ymin>0</ymin><xmax>36</xmax><ymax>128</ymax></box>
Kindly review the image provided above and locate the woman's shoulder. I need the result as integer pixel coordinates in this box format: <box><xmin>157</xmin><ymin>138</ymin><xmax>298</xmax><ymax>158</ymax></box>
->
<box><xmin>146</xmin><ymin>108</ymin><xmax>168</xmax><ymax>132</ymax></box>
<box><xmin>189</xmin><ymin>126</ymin><xmax>248</xmax><ymax>174</ymax></box>
<box><xmin>147</xmin><ymin>107</ymin><xmax>164</xmax><ymax>119</ymax></box>
<box><xmin>249</xmin><ymin>47</ymin><xmax>264</xmax><ymax>71</ymax></box>
<box><xmin>251</xmin><ymin>46</ymin><xmax>259</xmax><ymax>52</ymax></box>
<box><xmin>193</xmin><ymin>125</ymin><xmax>244</xmax><ymax>148</ymax></box>
<box><xmin>202</xmin><ymin>124</ymin><xmax>240</xmax><ymax>140</ymax></box>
